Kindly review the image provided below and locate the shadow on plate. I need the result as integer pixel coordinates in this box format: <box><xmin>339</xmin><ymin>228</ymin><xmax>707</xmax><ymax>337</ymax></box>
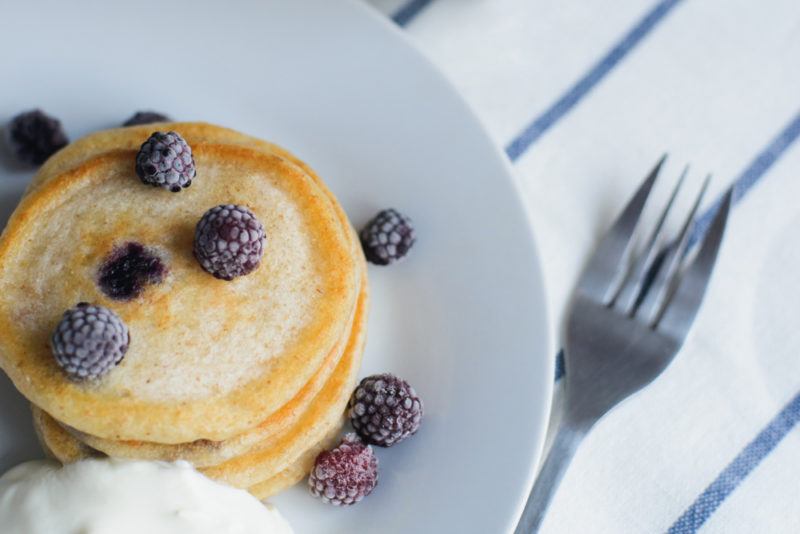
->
<box><xmin>0</xmin><ymin>180</ymin><xmax>43</xmax><ymax>473</ymax></box>
<box><xmin>0</xmin><ymin>184</ymin><xmax>26</xmax><ymax>228</ymax></box>
<box><xmin>0</xmin><ymin>373</ymin><xmax>42</xmax><ymax>473</ymax></box>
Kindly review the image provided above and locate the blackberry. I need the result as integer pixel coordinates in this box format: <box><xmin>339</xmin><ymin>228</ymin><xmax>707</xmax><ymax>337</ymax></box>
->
<box><xmin>97</xmin><ymin>242</ymin><xmax>167</xmax><ymax>301</ymax></box>
<box><xmin>122</xmin><ymin>111</ymin><xmax>171</xmax><ymax>127</ymax></box>
<box><xmin>359</xmin><ymin>209</ymin><xmax>415</xmax><ymax>265</ymax></box>
<box><xmin>193</xmin><ymin>204</ymin><xmax>266</xmax><ymax>280</ymax></box>
<box><xmin>308</xmin><ymin>434</ymin><xmax>378</xmax><ymax>506</ymax></box>
<box><xmin>349</xmin><ymin>373</ymin><xmax>423</xmax><ymax>447</ymax></box>
<box><xmin>5</xmin><ymin>109</ymin><xmax>68</xmax><ymax>166</ymax></box>
<box><xmin>51</xmin><ymin>303</ymin><xmax>130</xmax><ymax>381</ymax></box>
<box><xmin>135</xmin><ymin>131</ymin><xmax>195</xmax><ymax>192</ymax></box>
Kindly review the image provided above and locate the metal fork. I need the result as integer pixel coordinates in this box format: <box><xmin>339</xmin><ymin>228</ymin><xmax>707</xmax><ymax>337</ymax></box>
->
<box><xmin>514</xmin><ymin>156</ymin><xmax>733</xmax><ymax>533</ymax></box>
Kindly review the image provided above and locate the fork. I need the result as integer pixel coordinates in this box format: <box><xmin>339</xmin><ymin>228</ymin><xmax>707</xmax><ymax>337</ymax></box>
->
<box><xmin>514</xmin><ymin>156</ymin><xmax>733</xmax><ymax>533</ymax></box>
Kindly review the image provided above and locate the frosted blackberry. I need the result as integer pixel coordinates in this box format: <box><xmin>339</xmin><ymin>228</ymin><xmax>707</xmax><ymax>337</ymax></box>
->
<box><xmin>5</xmin><ymin>109</ymin><xmax>68</xmax><ymax>166</ymax></box>
<box><xmin>349</xmin><ymin>373</ymin><xmax>423</xmax><ymax>447</ymax></box>
<box><xmin>308</xmin><ymin>434</ymin><xmax>378</xmax><ymax>506</ymax></box>
<box><xmin>193</xmin><ymin>204</ymin><xmax>266</xmax><ymax>280</ymax></box>
<box><xmin>51</xmin><ymin>303</ymin><xmax>130</xmax><ymax>381</ymax></box>
<box><xmin>135</xmin><ymin>131</ymin><xmax>195</xmax><ymax>192</ymax></box>
<box><xmin>360</xmin><ymin>209</ymin><xmax>415</xmax><ymax>265</ymax></box>
<box><xmin>122</xmin><ymin>111</ymin><xmax>171</xmax><ymax>127</ymax></box>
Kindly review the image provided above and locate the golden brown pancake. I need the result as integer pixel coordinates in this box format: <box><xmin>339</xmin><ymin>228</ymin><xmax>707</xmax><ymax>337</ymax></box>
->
<box><xmin>20</xmin><ymin>123</ymin><xmax>365</xmax><ymax>466</ymax></box>
<box><xmin>32</xmin><ymin>279</ymin><xmax>366</xmax><ymax>491</ymax></box>
<box><xmin>32</xmin><ymin>404</ymin><xmax>337</xmax><ymax>501</ymax></box>
<box><xmin>247</xmin><ymin>423</ymin><xmax>342</xmax><ymax>500</ymax></box>
<box><xmin>64</xmin><ymin>328</ymin><xmax>346</xmax><ymax>467</ymax></box>
<box><xmin>0</xmin><ymin>126</ymin><xmax>360</xmax><ymax>443</ymax></box>
<box><xmin>67</xmin><ymin>278</ymin><xmax>366</xmax><ymax>467</ymax></box>
<box><xmin>32</xmin><ymin>403</ymin><xmax>98</xmax><ymax>462</ymax></box>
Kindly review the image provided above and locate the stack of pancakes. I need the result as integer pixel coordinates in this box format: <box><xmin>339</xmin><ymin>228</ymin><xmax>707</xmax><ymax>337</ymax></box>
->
<box><xmin>0</xmin><ymin>122</ymin><xmax>367</xmax><ymax>498</ymax></box>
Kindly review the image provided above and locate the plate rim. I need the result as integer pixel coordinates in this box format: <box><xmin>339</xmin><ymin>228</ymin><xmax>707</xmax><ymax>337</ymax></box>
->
<box><xmin>351</xmin><ymin>1</ymin><xmax>554</xmax><ymax>530</ymax></box>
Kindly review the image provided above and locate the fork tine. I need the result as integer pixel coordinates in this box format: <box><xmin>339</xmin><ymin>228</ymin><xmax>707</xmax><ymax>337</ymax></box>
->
<box><xmin>634</xmin><ymin>175</ymin><xmax>710</xmax><ymax>324</ymax></box>
<box><xmin>612</xmin><ymin>165</ymin><xmax>688</xmax><ymax>314</ymax></box>
<box><xmin>657</xmin><ymin>189</ymin><xmax>732</xmax><ymax>339</ymax></box>
<box><xmin>577</xmin><ymin>154</ymin><xmax>666</xmax><ymax>302</ymax></box>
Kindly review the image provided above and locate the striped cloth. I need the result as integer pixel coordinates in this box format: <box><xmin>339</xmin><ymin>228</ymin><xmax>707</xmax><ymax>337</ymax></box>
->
<box><xmin>365</xmin><ymin>1</ymin><xmax>800</xmax><ymax>533</ymax></box>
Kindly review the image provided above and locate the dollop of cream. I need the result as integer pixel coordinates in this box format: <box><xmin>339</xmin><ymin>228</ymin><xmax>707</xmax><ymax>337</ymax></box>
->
<box><xmin>0</xmin><ymin>459</ymin><xmax>293</xmax><ymax>534</ymax></box>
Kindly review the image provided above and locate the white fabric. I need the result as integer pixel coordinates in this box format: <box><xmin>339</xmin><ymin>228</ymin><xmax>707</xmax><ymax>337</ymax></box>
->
<box><xmin>366</xmin><ymin>1</ymin><xmax>800</xmax><ymax>532</ymax></box>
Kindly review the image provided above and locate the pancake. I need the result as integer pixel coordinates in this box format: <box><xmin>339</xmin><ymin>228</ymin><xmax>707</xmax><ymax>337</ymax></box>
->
<box><xmin>22</xmin><ymin>123</ymin><xmax>365</xmax><ymax>465</ymax></box>
<box><xmin>32</xmin><ymin>405</ymin><xmax>338</xmax><ymax>501</ymax></box>
<box><xmin>32</xmin><ymin>280</ymin><xmax>367</xmax><ymax>490</ymax></box>
<box><xmin>0</xmin><ymin>126</ymin><xmax>360</xmax><ymax>443</ymax></box>
<box><xmin>247</xmin><ymin>422</ymin><xmax>342</xmax><ymax>500</ymax></box>
<box><xmin>68</xmin><ymin>277</ymin><xmax>366</xmax><ymax>467</ymax></box>
<box><xmin>199</xmin><ymin>284</ymin><xmax>366</xmax><ymax>489</ymax></box>
<box><xmin>32</xmin><ymin>403</ymin><xmax>99</xmax><ymax>463</ymax></box>
<box><xmin>65</xmin><ymin>326</ymin><xmax>346</xmax><ymax>467</ymax></box>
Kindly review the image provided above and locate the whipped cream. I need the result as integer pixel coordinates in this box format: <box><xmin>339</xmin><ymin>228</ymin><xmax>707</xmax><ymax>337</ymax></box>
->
<box><xmin>0</xmin><ymin>459</ymin><xmax>293</xmax><ymax>534</ymax></box>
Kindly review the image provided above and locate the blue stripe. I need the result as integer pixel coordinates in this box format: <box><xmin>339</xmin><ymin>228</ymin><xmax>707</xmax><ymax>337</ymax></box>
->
<box><xmin>668</xmin><ymin>391</ymin><xmax>800</xmax><ymax>533</ymax></box>
<box><xmin>505</xmin><ymin>0</ymin><xmax>684</xmax><ymax>161</ymax></box>
<box><xmin>392</xmin><ymin>0</ymin><xmax>434</xmax><ymax>27</ymax></box>
<box><xmin>665</xmin><ymin>112</ymin><xmax>800</xmax><ymax>531</ymax></box>
<box><xmin>688</xmin><ymin>111</ymin><xmax>800</xmax><ymax>248</ymax></box>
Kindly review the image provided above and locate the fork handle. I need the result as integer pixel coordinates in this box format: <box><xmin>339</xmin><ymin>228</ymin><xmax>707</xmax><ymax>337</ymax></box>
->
<box><xmin>514</xmin><ymin>421</ymin><xmax>587</xmax><ymax>533</ymax></box>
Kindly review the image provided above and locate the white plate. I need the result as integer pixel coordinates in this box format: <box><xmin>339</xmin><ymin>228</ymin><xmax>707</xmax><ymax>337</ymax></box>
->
<box><xmin>0</xmin><ymin>1</ymin><xmax>552</xmax><ymax>532</ymax></box>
